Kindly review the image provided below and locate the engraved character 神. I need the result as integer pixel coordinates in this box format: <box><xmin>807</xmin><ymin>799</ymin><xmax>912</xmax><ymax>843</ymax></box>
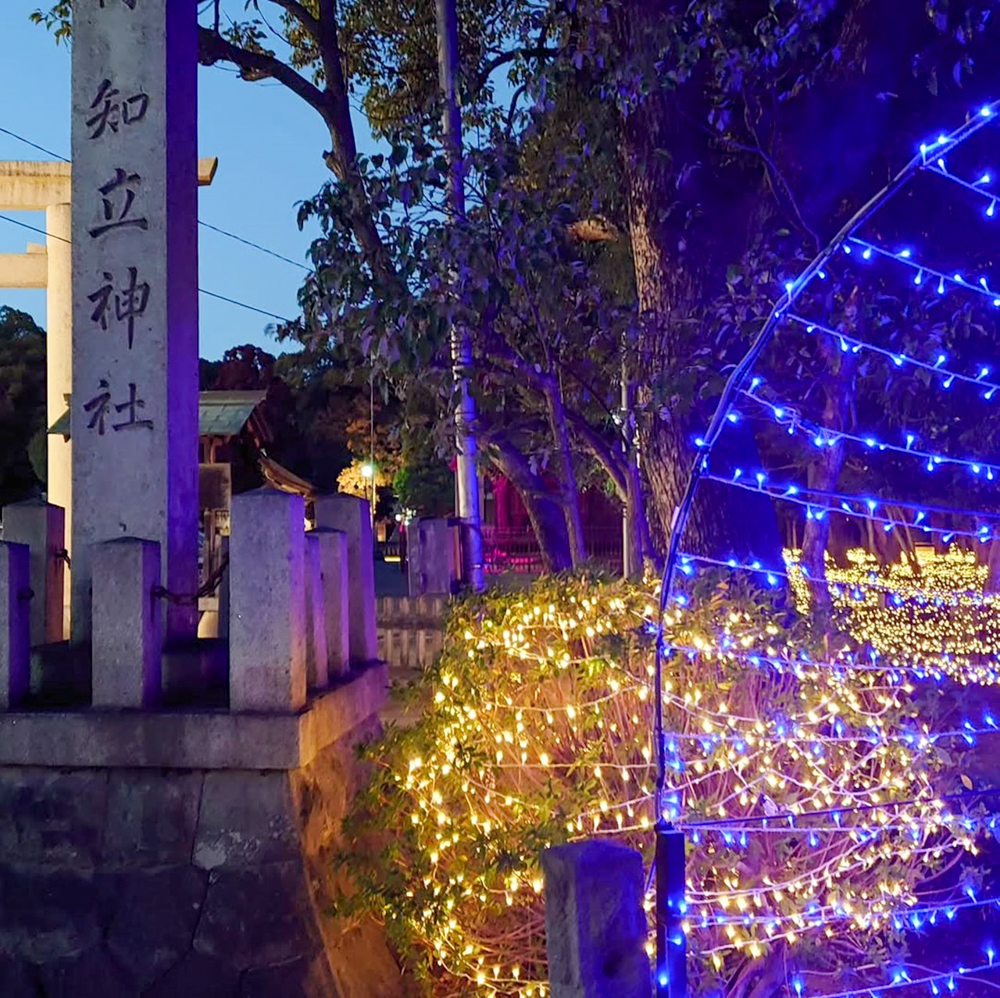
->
<box><xmin>88</xmin><ymin>268</ymin><xmax>150</xmax><ymax>349</ymax></box>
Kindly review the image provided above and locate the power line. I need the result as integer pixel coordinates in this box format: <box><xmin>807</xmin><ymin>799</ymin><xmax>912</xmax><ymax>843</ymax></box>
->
<box><xmin>197</xmin><ymin>220</ymin><xmax>310</xmax><ymax>272</ymax></box>
<box><xmin>0</xmin><ymin>124</ymin><xmax>312</xmax><ymax>273</ymax></box>
<box><xmin>0</xmin><ymin>126</ymin><xmax>69</xmax><ymax>162</ymax></box>
<box><xmin>0</xmin><ymin>213</ymin><xmax>61</xmax><ymax>242</ymax></box>
<box><xmin>0</xmin><ymin>213</ymin><xmax>293</xmax><ymax>324</ymax></box>
<box><xmin>199</xmin><ymin>289</ymin><xmax>290</xmax><ymax>323</ymax></box>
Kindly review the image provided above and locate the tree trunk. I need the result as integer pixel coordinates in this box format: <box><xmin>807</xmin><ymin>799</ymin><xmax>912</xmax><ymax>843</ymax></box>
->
<box><xmin>487</xmin><ymin>440</ymin><xmax>573</xmax><ymax>573</ymax></box>
<box><xmin>985</xmin><ymin>531</ymin><xmax>1000</xmax><ymax>595</ymax></box>
<box><xmin>801</xmin><ymin>312</ymin><xmax>858</xmax><ymax>615</ymax></box>
<box><xmin>617</xmin><ymin>0</ymin><xmax>783</xmax><ymax>565</ymax></box>
<box><xmin>544</xmin><ymin>381</ymin><xmax>587</xmax><ymax>566</ymax></box>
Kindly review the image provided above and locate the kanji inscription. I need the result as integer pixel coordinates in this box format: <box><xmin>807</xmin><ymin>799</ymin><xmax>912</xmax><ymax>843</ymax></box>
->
<box><xmin>87</xmin><ymin>79</ymin><xmax>150</xmax><ymax>140</ymax></box>
<box><xmin>89</xmin><ymin>169</ymin><xmax>149</xmax><ymax>239</ymax></box>
<box><xmin>88</xmin><ymin>267</ymin><xmax>150</xmax><ymax>349</ymax></box>
<box><xmin>83</xmin><ymin>379</ymin><xmax>154</xmax><ymax>435</ymax></box>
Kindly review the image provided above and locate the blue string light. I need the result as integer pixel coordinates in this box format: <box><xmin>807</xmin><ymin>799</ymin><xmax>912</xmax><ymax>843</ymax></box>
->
<box><xmin>652</xmin><ymin>100</ymin><xmax>1000</xmax><ymax>990</ymax></box>
<box><xmin>701</xmin><ymin>472</ymin><xmax>997</xmax><ymax>545</ymax></box>
<box><xmin>694</xmin><ymin>892</ymin><xmax>1000</xmax><ymax>937</ymax></box>
<box><xmin>785</xmin><ymin>314</ymin><xmax>1000</xmax><ymax>398</ymax></box>
<box><xmin>845</xmin><ymin>236</ymin><xmax>1000</xmax><ymax>306</ymax></box>
<box><xmin>741</xmin><ymin>386</ymin><xmax>1000</xmax><ymax>480</ymax></box>
<box><xmin>788</xmin><ymin>957</ymin><xmax>1000</xmax><ymax>998</ymax></box>
<box><xmin>677</xmin><ymin>552</ymin><xmax>992</xmax><ymax>605</ymax></box>
<box><xmin>924</xmin><ymin>159</ymin><xmax>1000</xmax><ymax>218</ymax></box>
<box><xmin>662</xmin><ymin>638</ymin><xmax>999</xmax><ymax>684</ymax></box>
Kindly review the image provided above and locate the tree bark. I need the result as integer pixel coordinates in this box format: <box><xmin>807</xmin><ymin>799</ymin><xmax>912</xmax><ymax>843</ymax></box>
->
<box><xmin>544</xmin><ymin>381</ymin><xmax>587</xmax><ymax>565</ymax></box>
<box><xmin>801</xmin><ymin>302</ymin><xmax>859</xmax><ymax>615</ymax></box>
<box><xmin>486</xmin><ymin>437</ymin><xmax>573</xmax><ymax>573</ymax></box>
<box><xmin>616</xmin><ymin>0</ymin><xmax>783</xmax><ymax>565</ymax></box>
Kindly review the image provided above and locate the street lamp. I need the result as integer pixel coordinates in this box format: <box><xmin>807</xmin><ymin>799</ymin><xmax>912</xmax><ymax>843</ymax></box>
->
<box><xmin>361</xmin><ymin>461</ymin><xmax>375</xmax><ymax>526</ymax></box>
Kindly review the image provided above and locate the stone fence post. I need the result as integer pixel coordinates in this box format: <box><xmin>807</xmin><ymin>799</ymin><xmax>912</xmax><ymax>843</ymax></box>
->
<box><xmin>542</xmin><ymin>840</ymin><xmax>652</xmax><ymax>998</ymax></box>
<box><xmin>1</xmin><ymin>500</ymin><xmax>65</xmax><ymax>645</ymax></box>
<box><xmin>313</xmin><ymin>495</ymin><xmax>377</xmax><ymax>666</ymax></box>
<box><xmin>304</xmin><ymin>533</ymin><xmax>330</xmax><ymax>691</ymax></box>
<box><xmin>0</xmin><ymin>542</ymin><xmax>30</xmax><ymax>708</ymax></box>
<box><xmin>407</xmin><ymin>517</ymin><xmax>458</xmax><ymax>597</ymax></box>
<box><xmin>310</xmin><ymin>527</ymin><xmax>349</xmax><ymax>680</ymax></box>
<box><xmin>229</xmin><ymin>488</ymin><xmax>307</xmax><ymax>711</ymax></box>
<box><xmin>91</xmin><ymin>538</ymin><xmax>162</xmax><ymax>708</ymax></box>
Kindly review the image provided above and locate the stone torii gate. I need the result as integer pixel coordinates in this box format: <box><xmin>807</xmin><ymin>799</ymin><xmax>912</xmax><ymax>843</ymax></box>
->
<box><xmin>0</xmin><ymin>158</ymin><xmax>217</xmax><ymax>638</ymax></box>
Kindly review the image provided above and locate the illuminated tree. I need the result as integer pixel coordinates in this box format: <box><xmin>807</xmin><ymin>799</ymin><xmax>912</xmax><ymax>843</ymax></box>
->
<box><xmin>340</xmin><ymin>570</ymin><xmax>993</xmax><ymax>997</ymax></box>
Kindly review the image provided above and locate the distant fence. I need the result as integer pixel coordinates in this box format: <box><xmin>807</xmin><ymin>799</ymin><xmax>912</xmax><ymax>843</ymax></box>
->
<box><xmin>481</xmin><ymin>525</ymin><xmax>623</xmax><ymax>575</ymax></box>
<box><xmin>377</xmin><ymin>524</ymin><xmax>624</xmax><ymax>578</ymax></box>
<box><xmin>377</xmin><ymin>595</ymin><xmax>448</xmax><ymax>671</ymax></box>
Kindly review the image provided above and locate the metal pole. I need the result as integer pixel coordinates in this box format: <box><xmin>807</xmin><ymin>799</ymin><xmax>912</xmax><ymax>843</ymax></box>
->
<box><xmin>435</xmin><ymin>0</ymin><xmax>484</xmax><ymax>592</ymax></box>
<box><xmin>655</xmin><ymin>826</ymin><xmax>687</xmax><ymax>998</ymax></box>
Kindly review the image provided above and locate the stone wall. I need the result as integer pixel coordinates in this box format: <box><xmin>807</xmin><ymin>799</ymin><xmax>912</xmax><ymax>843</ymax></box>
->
<box><xmin>0</xmin><ymin>714</ymin><xmax>403</xmax><ymax>997</ymax></box>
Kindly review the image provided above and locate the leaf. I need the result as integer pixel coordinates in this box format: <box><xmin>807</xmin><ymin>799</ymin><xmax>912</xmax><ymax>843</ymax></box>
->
<box><xmin>961</xmin><ymin>774</ymin><xmax>974</xmax><ymax>790</ymax></box>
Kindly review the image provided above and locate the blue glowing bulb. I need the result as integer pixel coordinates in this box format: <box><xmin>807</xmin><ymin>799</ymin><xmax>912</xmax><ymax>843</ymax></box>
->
<box><xmin>989</xmin><ymin>199</ymin><xmax>997</xmax><ymax>218</ymax></box>
<box><xmin>979</xmin><ymin>172</ymin><xmax>992</xmax><ymax>185</ymax></box>
<box><xmin>935</xmin><ymin>353</ymin><xmax>946</xmax><ymax>367</ymax></box>
<box><xmin>862</xmin><ymin>246</ymin><xmax>873</xmax><ymax>260</ymax></box>
<box><xmin>899</xmin><ymin>248</ymin><xmax>912</xmax><ymax>258</ymax></box>
<box><xmin>983</xmin><ymin>105</ymin><xmax>994</xmax><ymax>117</ymax></box>
<box><xmin>843</xmin><ymin>244</ymin><xmax>852</xmax><ymax>255</ymax></box>
<box><xmin>938</xmin><ymin>276</ymin><xmax>946</xmax><ymax>294</ymax></box>
<box><xmin>915</xmin><ymin>270</ymin><xmax>925</xmax><ymax>286</ymax></box>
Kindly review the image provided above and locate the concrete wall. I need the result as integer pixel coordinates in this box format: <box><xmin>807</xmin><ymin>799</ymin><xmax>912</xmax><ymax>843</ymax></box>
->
<box><xmin>0</xmin><ymin>716</ymin><xmax>404</xmax><ymax>998</ymax></box>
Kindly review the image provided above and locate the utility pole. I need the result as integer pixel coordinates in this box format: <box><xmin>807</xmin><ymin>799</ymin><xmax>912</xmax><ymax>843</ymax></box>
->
<box><xmin>435</xmin><ymin>0</ymin><xmax>484</xmax><ymax>592</ymax></box>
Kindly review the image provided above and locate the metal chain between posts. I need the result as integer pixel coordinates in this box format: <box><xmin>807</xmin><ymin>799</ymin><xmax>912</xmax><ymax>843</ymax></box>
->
<box><xmin>153</xmin><ymin>554</ymin><xmax>229</xmax><ymax>607</ymax></box>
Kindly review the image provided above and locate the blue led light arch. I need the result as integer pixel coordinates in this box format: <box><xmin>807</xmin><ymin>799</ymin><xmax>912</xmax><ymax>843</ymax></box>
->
<box><xmin>651</xmin><ymin>99</ymin><xmax>1000</xmax><ymax>997</ymax></box>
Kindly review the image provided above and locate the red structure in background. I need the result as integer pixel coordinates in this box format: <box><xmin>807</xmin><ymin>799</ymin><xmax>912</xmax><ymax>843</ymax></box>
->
<box><xmin>482</xmin><ymin>474</ymin><xmax>623</xmax><ymax>574</ymax></box>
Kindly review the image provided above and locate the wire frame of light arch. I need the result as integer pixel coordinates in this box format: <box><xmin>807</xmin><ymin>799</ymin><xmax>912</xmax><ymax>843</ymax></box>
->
<box><xmin>650</xmin><ymin>99</ymin><xmax>1000</xmax><ymax>998</ymax></box>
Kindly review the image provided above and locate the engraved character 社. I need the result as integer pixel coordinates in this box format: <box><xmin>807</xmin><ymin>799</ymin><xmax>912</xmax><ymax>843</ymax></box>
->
<box><xmin>112</xmin><ymin>383</ymin><xmax>154</xmax><ymax>432</ymax></box>
<box><xmin>83</xmin><ymin>379</ymin><xmax>112</xmax><ymax>435</ymax></box>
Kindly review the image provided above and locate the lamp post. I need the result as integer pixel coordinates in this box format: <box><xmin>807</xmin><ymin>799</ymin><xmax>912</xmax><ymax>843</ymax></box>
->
<box><xmin>361</xmin><ymin>461</ymin><xmax>375</xmax><ymax>527</ymax></box>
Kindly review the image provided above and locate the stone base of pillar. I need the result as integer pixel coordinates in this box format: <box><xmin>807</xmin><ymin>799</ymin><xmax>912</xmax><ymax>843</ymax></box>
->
<box><xmin>0</xmin><ymin>664</ymin><xmax>400</xmax><ymax>998</ymax></box>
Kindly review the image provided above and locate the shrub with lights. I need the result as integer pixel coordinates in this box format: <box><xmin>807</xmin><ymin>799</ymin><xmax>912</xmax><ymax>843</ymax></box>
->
<box><xmin>340</xmin><ymin>567</ymin><xmax>996</xmax><ymax>997</ymax></box>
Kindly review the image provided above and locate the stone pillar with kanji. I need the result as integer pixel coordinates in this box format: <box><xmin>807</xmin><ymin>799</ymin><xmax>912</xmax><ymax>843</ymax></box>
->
<box><xmin>71</xmin><ymin>0</ymin><xmax>199</xmax><ymax>645</ymax></box>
